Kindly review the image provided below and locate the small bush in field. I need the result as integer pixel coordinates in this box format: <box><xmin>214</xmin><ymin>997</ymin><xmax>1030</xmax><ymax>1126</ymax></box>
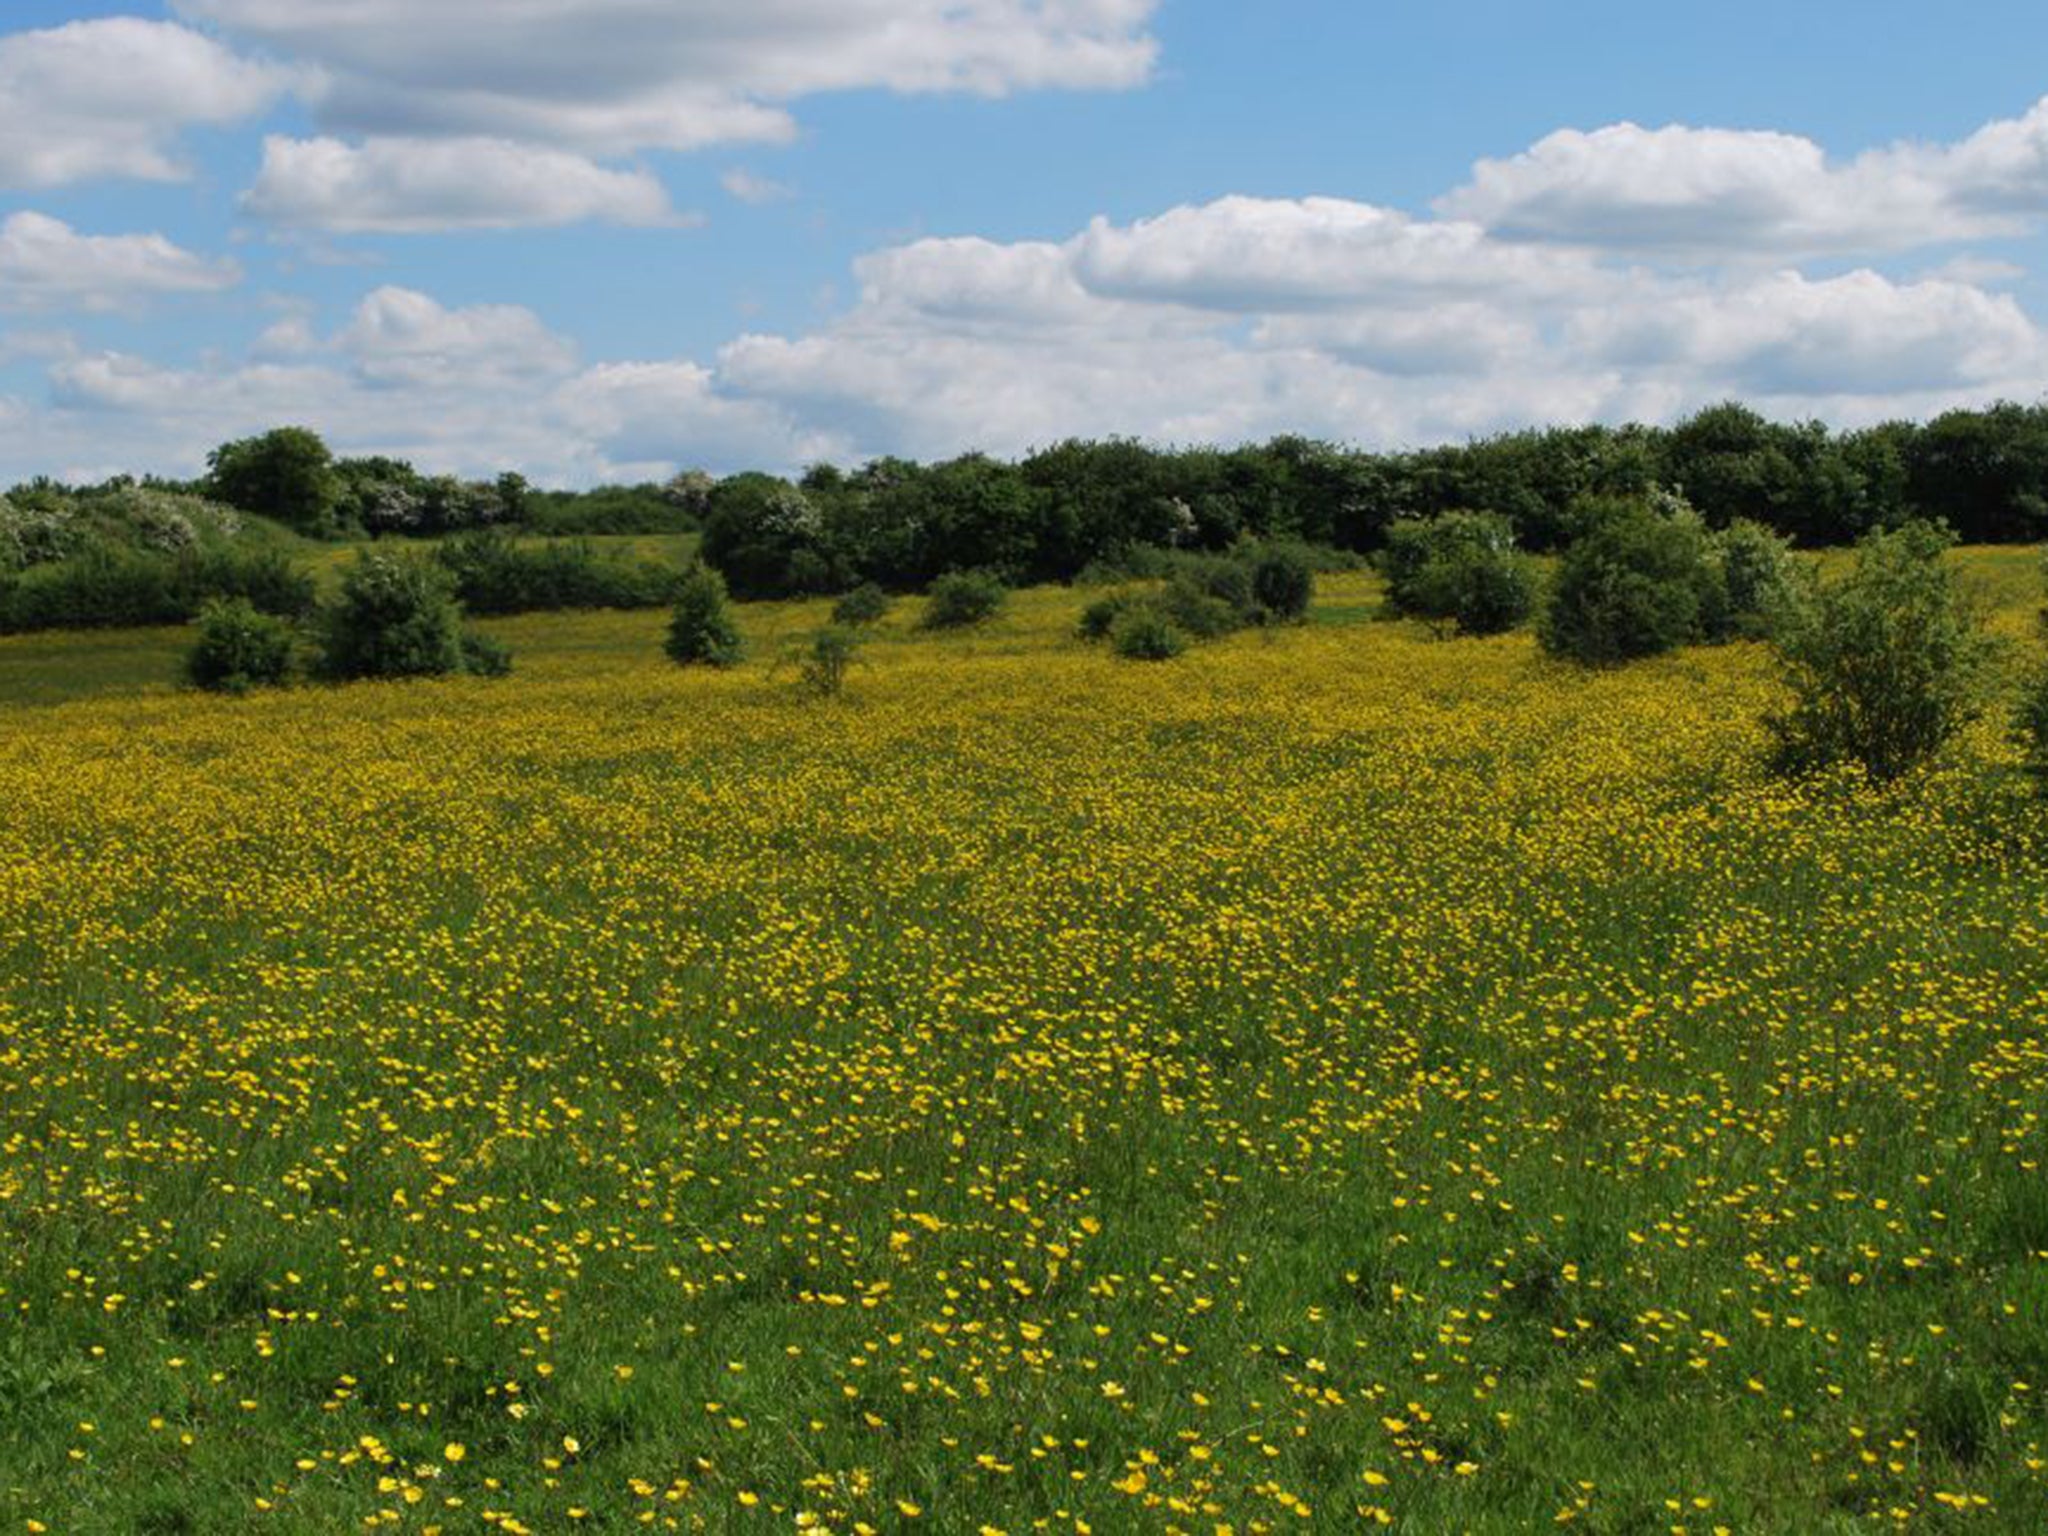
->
<box><xmin>315</xmin><ymin>553</ymin><xmax>470</xmax><ymax>681</ymax></box>
<box><xmin>1379</xmin><ymin>512</ymin><xmax>1533</xmax><ymax>637</ymax></box>
<box><xmin>1109</xmin><ymin>604</ymin><xmax>1187</xmax><ymax>661</ymax></box>
<box><xmin>1247</xmin><ymin>545</ymin><xmax>1314</xmax><ymax>622</ymax></box>
<box><xmin>1540</xmin><ymin>498</ymin><xmax>1722</xmax><ymax>665</ymax></box>
<box><xmin>1709</xmin><ymin>519</ymin><xmax>1801</xmax><ymax>641</ymax></box>
<box><xmin>459</xmin><ymin>630</ymin><xmax>514</xmax><ymax>678</ymax></box>
<box><xmin>832</xmin><ymin>583</ymin><xmax>892</xmax><ymax>627</ymax></box>
<box><xmin>920</xmin><ymin>571</ymin><xmax>1006</xmax><ymax>630</ymax></box>
<box><xmin>185</xmin><ymin>598</ymin><xmax>295</xmax><ymax>693</ymax></box>
<box><xmin>665</xmin><ymin>563</ymin><xmax>743</xmax><ymax>668</ymax></box>
<box><xmin>1766</xmin><ymin>520</ymin><xmax>1999</xmax><ymax>782</ymax></box>
<box><xmin>796</xmin><ymin>626</ymin><xmax>861</xmax><ymax>697</ymax></box>
<box><xmin>1078</xmin><ymin>592</ymin><xmax>1137</xmax><ymax>640</ymax></box>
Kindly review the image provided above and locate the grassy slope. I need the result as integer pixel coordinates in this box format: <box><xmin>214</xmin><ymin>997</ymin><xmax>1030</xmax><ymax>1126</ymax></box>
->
<box><xmin>0</xmin><ymin>555</ymin><xmax>2042</xmax><ymax>1533</ymax></box>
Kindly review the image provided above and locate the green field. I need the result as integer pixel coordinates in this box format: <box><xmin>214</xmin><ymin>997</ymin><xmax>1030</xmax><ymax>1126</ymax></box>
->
<box><xmin>0</xmin><ymin>554</ymin><xmax>2044</xmax><ymax>1532</ymax></box>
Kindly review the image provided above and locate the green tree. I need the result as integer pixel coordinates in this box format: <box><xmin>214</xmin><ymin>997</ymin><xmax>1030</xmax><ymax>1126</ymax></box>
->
<box><xmin>665</xmin><ymin>562</ymin><xmax>743</xmax><ymax>667</ymax></box>
<box><xmin>206</xmin><ymin>427</ymin><xmax>341</xmax><ymax>536</ymax></box>
<box><xmin>1109</xmin><ymin>604</ymin><xmax>1188</xmax><ymax>661</ymax></box>
<box><xmin>185</xmin><ymin>598</ymin><xmax>295</xmax><ymax>693</ymax></box>
<box><xmin>315</xmin><ymin>552</ymin><xmax>470</xmax><ymax>681</ymax></box>
<box><xmin>1248</xmin><ymin>545</ymin><xmax>1314</xmax><ymax>622</ymax></box>
<box><xmin>919</xmin><ymin>571</ymin><xmax>1007</xmax><ymax>630</ymax></box>
<box><xmin>1380</xmin><ymin>512</ymin><xmax>1534</xmax><ymax>637</ymax></box>
<box><xmin>1708</xmin><ymin>519</ymin><xmax>1799</xmax><ymax>641</ymax></box>
<box><xmin>1766</xmin><ymin>521</ymin><xmax>2000</xmax><ymax>782</ymax></box>
<box><xmin>831</xmin><ymin>582</ymin><xmax>892</xmax><ymax>627</ymax></box>
<box><xmin>1540</xmin><ymin>497</ymin><xmax>1723</xmax><ymax>664</ymax></box>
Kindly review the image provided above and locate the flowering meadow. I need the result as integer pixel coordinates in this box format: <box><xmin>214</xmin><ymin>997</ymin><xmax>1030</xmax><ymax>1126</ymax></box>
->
<box><xmin>1</xmin><ymin>561</ymin><xmax>2045</xmax><ymax>1533</ymax></box>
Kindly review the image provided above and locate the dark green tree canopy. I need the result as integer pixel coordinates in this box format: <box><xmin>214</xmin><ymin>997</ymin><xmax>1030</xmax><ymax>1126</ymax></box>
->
<box><xmin>206</xmin><ymin>427</ymin><xmax>341</xmax><ymax>537</ymax></box>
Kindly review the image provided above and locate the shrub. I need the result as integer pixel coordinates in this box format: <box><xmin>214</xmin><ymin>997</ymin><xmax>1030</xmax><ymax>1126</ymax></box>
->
<box><xmin>0</xmin><ymin>494</ymin><xmax>80</xmax><ymax>570</ymax></box>
<box><xmin>2019</xmin><ymin>667</ymin><xmax>2048</xmax><ymax>785</ymax></box>
<box><xmin>1380</xmin><ymin>512</ymin><xmax>1534</xmax><ymax>637</ymax></box>
<box><xmin>1539</xmin><ymin>498</ymin><xmax>1723</xmax><ymax>664</ymax></box>
<box><xmin>1171</xmin><ymin>553</ymin><xmax>1258</xmax><ymax>621</ymax></box>
<box><xmin>1157</xmin><ymin>574</ymin><xmax>1243</xmax><ymax>640</ymax></box>
<box><xmin>796</xmin><ymin>626</ymin><xmax>860</xmax><ymax>697</ymax></box>
<box><xmin>665</xmin><ymin>563</ymin><xmax>743</xmax><ymax>667</ymax></box>
<box><xmin>314</xmin><ymin>552</ymin><xmax>469</xmax><ymax>681</ymax></box>
<box><xmin>459</xmin><ymin>630</ymin><xmax>515</xmax><ymax>678</ymax></box>
<box><xmin>1248</xmin><ymin>545</ymin><xmax>1315</xmax><ymax>621</ymax></box>
<box><xmin>435</xmin><ymin>530</ymin><xmax>679</xmax><ymax>615</ymax></box>
<box><xmin>182</xmin><ymin>546</ymin><xmax>318</xmax><ymax>620</ymax></box>
<box><xmin>1077</xmin><ymin>592</ymin><xmax>1137</xmax><ymax>640</ymax></box>
<box><xmin>1109</xmin><ymin>604</ymin><xmax>1188</xmax><ymax>661</ymax></box>
<box><xmin>184</xmin><ymin>598</ymin><xmax>296</xmax><ymax>693</ymax></box>
<box><xmin>0</xmin><ymin>541</ymin><xmax>316</xmax><ymax>635</ymax></box>
<box><xmin>0</xmin><ymin>544</ymin><xmax>182</xmax><ymax>631</ymax></box>
<box><xmin>1709</xmin><ymin>518</ymin><xmax>1800</xmax><ymax>641</ymax></box>
<box><xmin>920</xmin><ymin>571</ymin><xmax>1006</xmax><ymax>630</ymax></box>
<box><xmin>831</xmin><ymin>582</ymin><xmax>892</xmax><ymax>627</ymax></box>
<box><xmin>1765</xmin><ymin>521</ymin><xmax>2000</xmax><ymax>782</ymax></box>
<box><xmin>522</xmin><ymin>484</ymin><xmax>698</xmax><ymax>537</ymax></box>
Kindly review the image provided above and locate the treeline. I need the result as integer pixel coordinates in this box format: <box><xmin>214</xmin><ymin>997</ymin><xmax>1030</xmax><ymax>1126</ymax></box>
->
<box><xmin>697</xmin><ymin>401</ymin><xmax>2048</xmax><ymax>598</ymax></box>
<box><xmin>11</xmin><ymin>397</ymin><xmax>2048</xmax><ymax>627</ymax></box>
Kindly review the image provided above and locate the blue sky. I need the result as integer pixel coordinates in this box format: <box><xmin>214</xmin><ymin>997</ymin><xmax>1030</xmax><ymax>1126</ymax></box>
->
<box><xmin>6</xmin><ymin>1</ymin><xmax>2048</xmax><ymax>485</ymax></box>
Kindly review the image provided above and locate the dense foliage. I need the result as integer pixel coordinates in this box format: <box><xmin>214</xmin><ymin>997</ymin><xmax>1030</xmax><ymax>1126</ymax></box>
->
<box><xmin>1379</xmin><ymin>511</ymin><xmax>1535</xmax><ymax>636</ymax></box>
<box><xmin>918</xmin><ymin>570</ymin><xmax>1008</xmax><ymax>630</ymax></box>
<box><xmin>1767</xmin><ymin>521</ymin><xmax>2002</xmax><ymax>781</ymax></box>
<box><xmin>0</xmin><ymin>542</ymin><xmax>314</xmax><ymax>634</ymax></box>
<box><xmin>432</xmin><ymin>530</ymin><xmax>683</xmax><ymax>615</ymax></box>
<box><xmin>1540</xmin><ymin>497</ymin><xmax>1726</xmax><ymax>665</ymax></box>
<box><xmin>183</xmin><ymin>597</ymin><xmax>297</xmax><ymax>693</ymax></box>
<box><xmin>664</xmin><ymin>562</ymin><xmax>743</xmax><ymax>667</ymax></box>
<box><xmin>662</xmin><ymin>401</ymin><xmax>2048</xmax><ymax>600</ymax></box>
<box><xmin>314</xmin><ymin>552</ymin><xmax>501</xmax><ymax>682</ymax></box>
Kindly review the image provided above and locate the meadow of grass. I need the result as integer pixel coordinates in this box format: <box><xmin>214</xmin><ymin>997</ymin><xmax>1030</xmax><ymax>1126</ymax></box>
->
<box><xmin>0</xmin><ymin>555</ymin><xmax>2044</xmax><ymax>1533</ymax></box>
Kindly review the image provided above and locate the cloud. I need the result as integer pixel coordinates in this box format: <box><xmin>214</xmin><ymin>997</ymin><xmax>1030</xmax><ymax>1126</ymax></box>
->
<box><xmin>176</xmin><ymin>0</ymin><xmax>1159</xmax><ymax>155</ymax></box>
<box><xmin>0</xmin><ymin>212</ymin><xmax>241</xmax><ymax>312</ymax></box>
<box><xmin>244</xmin><ymin>135</ymin><xmax>682</xmax><ymax>232</ymax></box>
<box><xmin>1570</xmin><ymin>269</ymin><xmax>2042</xmax><ymax>397</ymax></box>
<box><xmin>713</xmin><ymin>198</ymin><xmax>2048</xmax><ymax>458</ymax></box>
<box><xmin>721</xmin><ymin>168</ymin><xmax>795</xmax><ymax>205</ymax></box>
<box><xmin>1437</xmin><ymin>100</ymin><xmax>2048</xmax><ymax>259</ymax></box>
<box><xmin>26</xmin><ymin>285</ymin><xmax>809</xmax><ymax>484</ymax></box>
<box><xmin>337</xmin><ymin>286</ymin><xmax>581</xmax><ymax>387</ymax></box>
<box><xmin>0</xmin><ymin>18</ymin><xmax>289</xmax><ymax>189</ymax></box>
<box><xmin>1072</xmin><ymin>196</ymin><xmax>1600</xmax><ymax>309</ymax></box>
<box><xmin>10</xmin><ymin>181</ymin><xmax>2048</xmax><ymax>486</ymax></box>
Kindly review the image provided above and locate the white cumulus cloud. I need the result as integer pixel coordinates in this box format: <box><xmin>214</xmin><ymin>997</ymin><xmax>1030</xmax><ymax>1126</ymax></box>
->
<box><xmin>0</xmin><ymin>212</ymin><xmax>241</xmax><ymax>312</ymax></box>
<box><xmin>176</xmin><ymin>0</ymin><xmax>1159</xmax><ymax>154</ymax></box>
<box><xmin>244</xmin><ymin>136</ymin><xmax>681</xmax><ymax>232</ymax></box>
<box><xmin>0</xmin><ymin>18</ymin><xmax>289</xmax><ymax>189</ymax></box>
<box><xmin>1436</xmin><ymin>101</ymin><xmax>2048</xmax><ymax>259</ymax></box>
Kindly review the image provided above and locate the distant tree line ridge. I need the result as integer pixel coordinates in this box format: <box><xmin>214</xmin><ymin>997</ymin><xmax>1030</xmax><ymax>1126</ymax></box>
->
<box><xmin>8</xmin><ymin>399</ymin><xmax>2048</xmax><ymax>610</ymax></box>
<box><xmin>683</xmin><ymin>400</ymin><xmax>2048</xmax><ymax>598</ymax></box>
